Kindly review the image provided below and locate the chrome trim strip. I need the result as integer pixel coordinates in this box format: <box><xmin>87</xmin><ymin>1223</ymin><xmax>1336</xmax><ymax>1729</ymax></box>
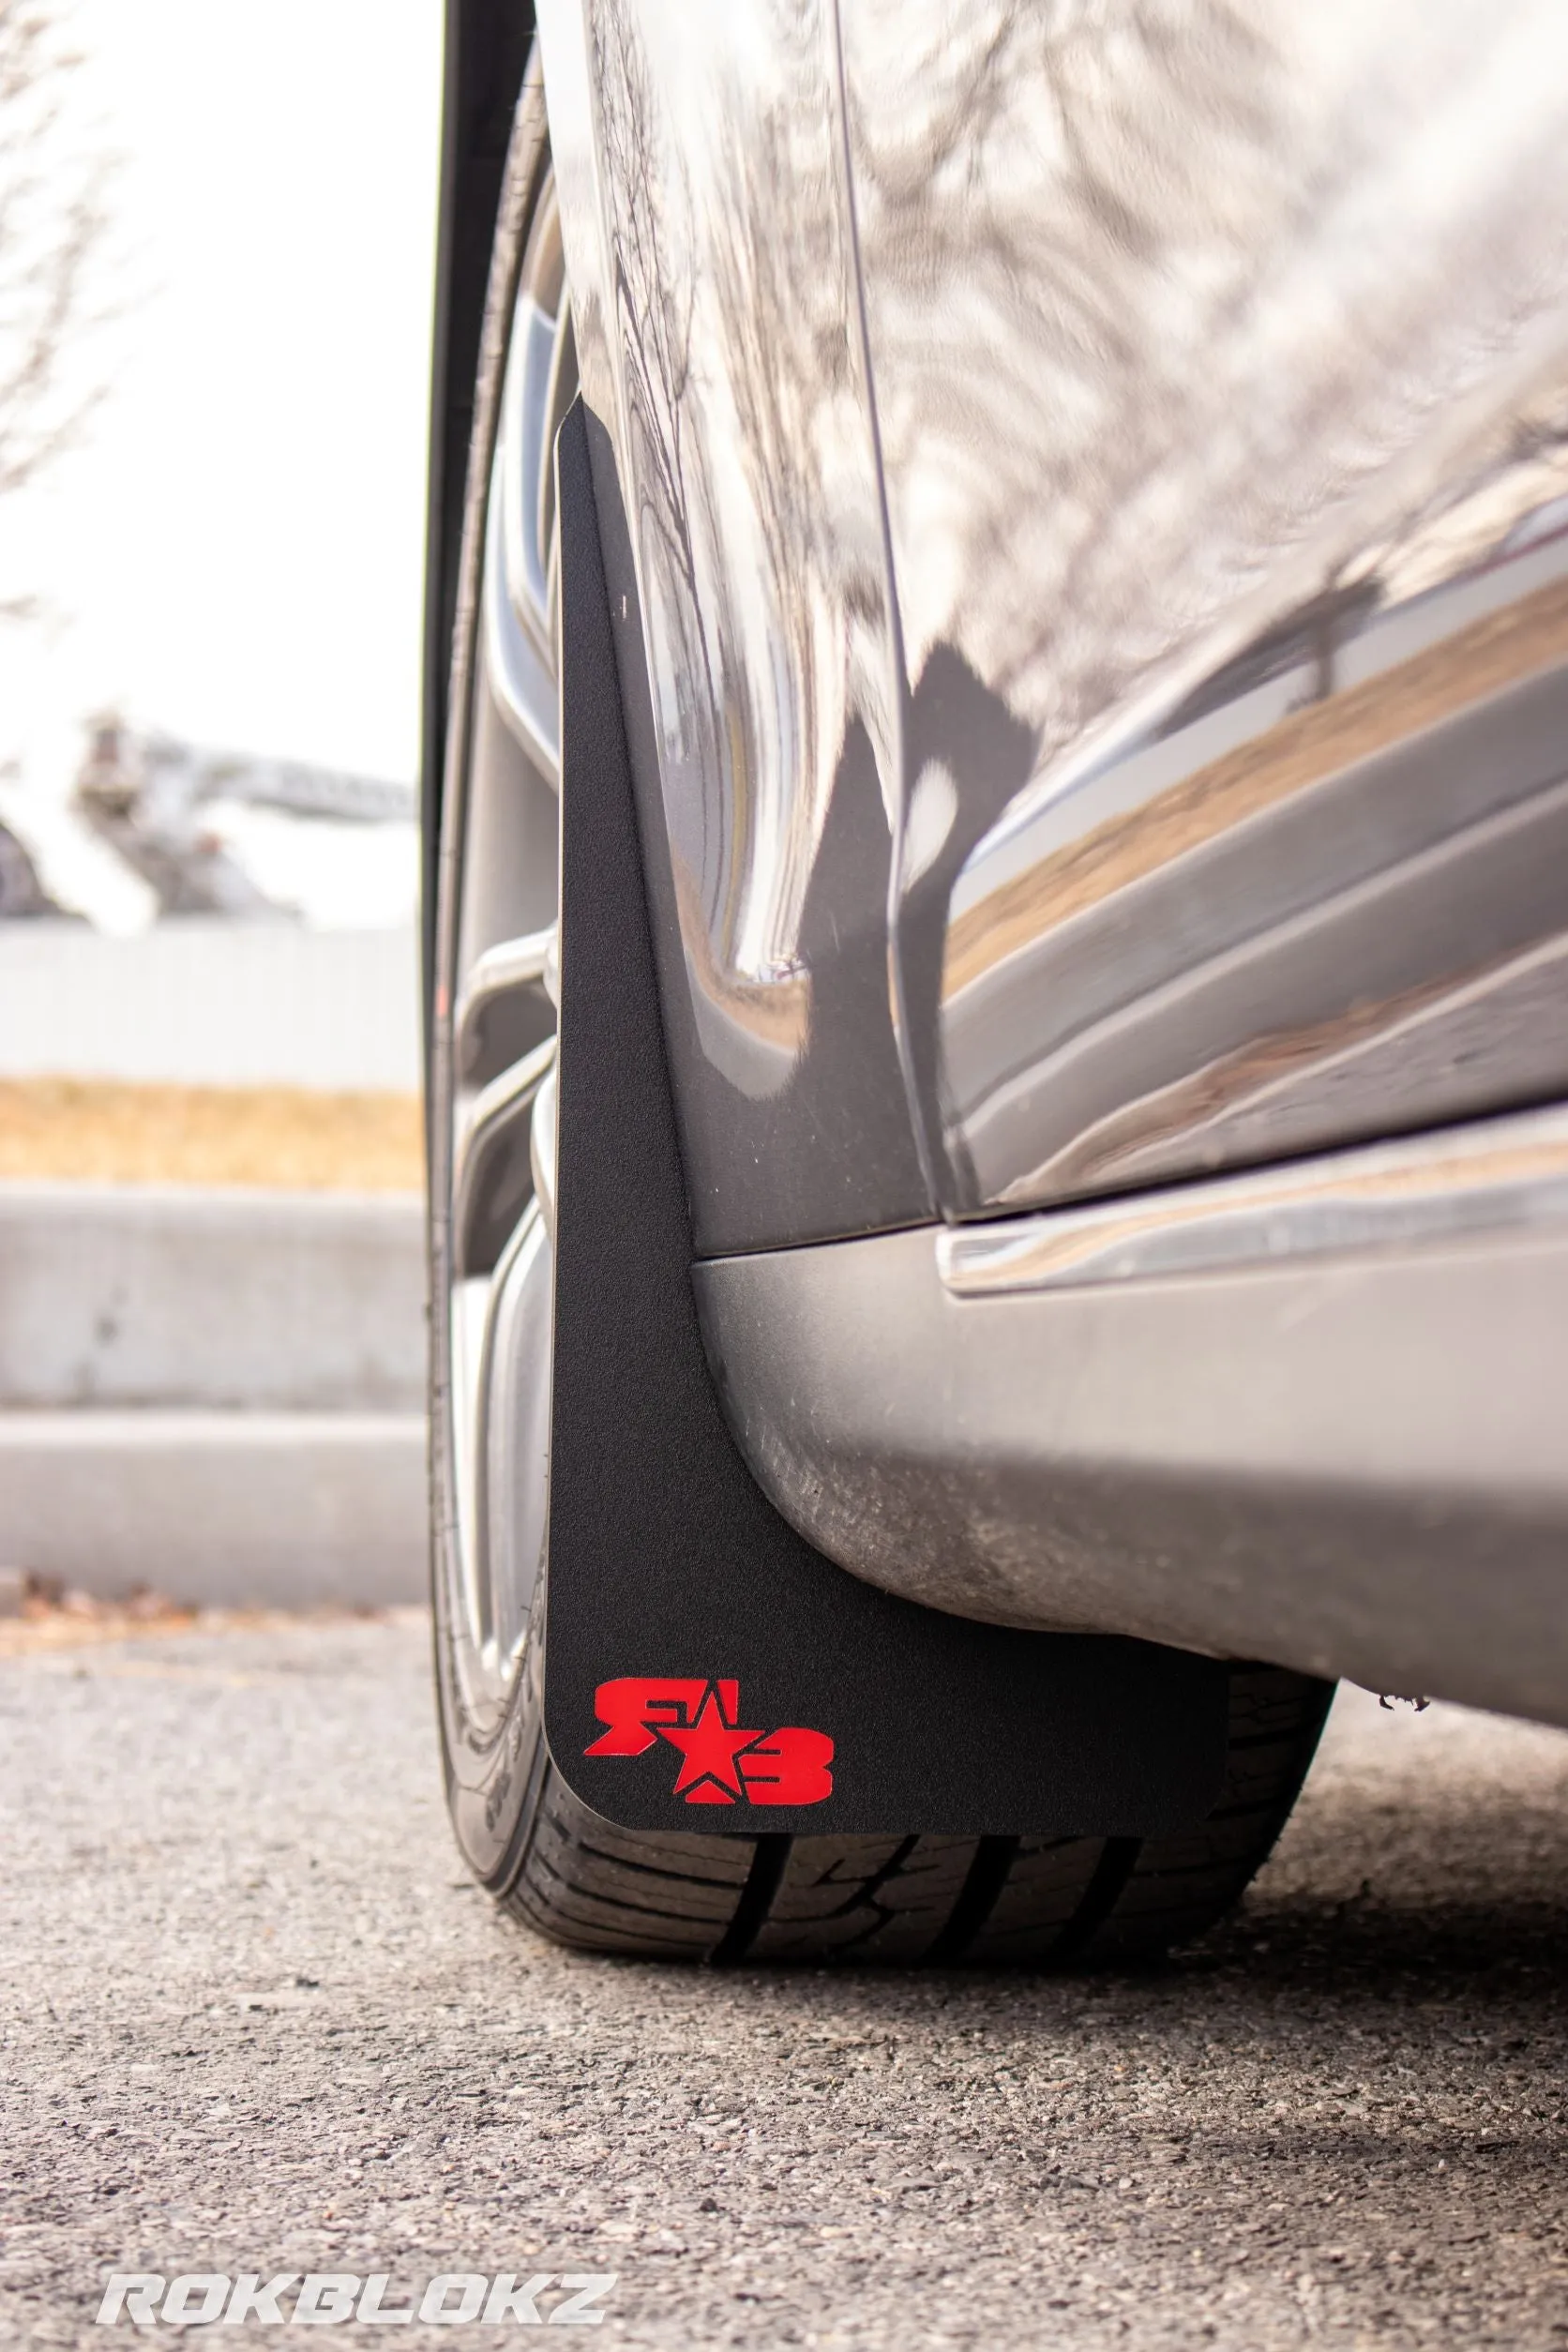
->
<box><xmin>938</xmin><ymin>1105</ymin><xmax>1568</xmax><ymax>1297</ymax></box>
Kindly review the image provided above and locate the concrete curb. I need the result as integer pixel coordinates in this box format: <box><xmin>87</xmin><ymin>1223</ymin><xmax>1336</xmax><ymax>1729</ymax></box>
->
<box><xmin>0</xmin><ymin>1181</ymin><xmax>425</xmax><ymax>1410</ymax></box>
<box><xmin>0</xmin><ymin>1182</ymin><xmax>431</xmax><ymax>1603</ymax></box>
<box><xmin>0</xmin><ymin>1410</ymin><xmax>428</xmax><ymax>1606</ymax></box>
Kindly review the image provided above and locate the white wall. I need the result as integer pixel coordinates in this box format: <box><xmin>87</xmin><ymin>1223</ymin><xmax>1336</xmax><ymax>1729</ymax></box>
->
<box><xmin>0</xmin><ymin>919</ymin><xmax>420</xmax><ymax>1090</ymax></box>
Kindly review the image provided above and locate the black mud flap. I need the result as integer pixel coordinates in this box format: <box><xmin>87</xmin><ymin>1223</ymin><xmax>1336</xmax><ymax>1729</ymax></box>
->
<box><xmin>542</xmin><ymin>400</ymin><xmax>1228</xmax><ymax>1836</ymax></box>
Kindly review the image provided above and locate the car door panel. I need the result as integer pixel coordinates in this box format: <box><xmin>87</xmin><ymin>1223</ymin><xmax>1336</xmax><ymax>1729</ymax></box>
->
<box><xmin>840</xmin><ymin>0</ymin><xmax>1568</xmax><ymax>1213</ymax></box>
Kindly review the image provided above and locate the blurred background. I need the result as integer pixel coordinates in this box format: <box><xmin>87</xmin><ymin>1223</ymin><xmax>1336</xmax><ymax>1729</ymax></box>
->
<box><xmin>0</xmin><ymin>2</ymin><xmax>442</xmax><ymax>1616</ymax></box>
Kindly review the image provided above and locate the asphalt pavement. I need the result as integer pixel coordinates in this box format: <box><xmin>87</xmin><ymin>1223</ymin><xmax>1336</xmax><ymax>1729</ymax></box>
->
<box><xmin>3</xmin><ymin>1612</ymin><xmax>1565</xmax><ymax>2348</ymax></box>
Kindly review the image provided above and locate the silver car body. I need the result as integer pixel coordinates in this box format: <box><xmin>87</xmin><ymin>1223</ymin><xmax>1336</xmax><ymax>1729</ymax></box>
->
<box><xmin>528</xmin><ymin>0</ymin><xmax>1568</xmax><ymax>1722</ymax></box>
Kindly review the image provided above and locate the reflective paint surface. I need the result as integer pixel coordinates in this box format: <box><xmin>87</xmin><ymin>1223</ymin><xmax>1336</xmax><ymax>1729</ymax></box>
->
<box><xmin>540</xmin><ymin>0</ymin><xmax>927</xmax><ymax>1252</ymax></box>
<box><xmin>845</xmin><ymin>0</ymin><xmax>1568</xmax><ymax>1210</ymax></box>
<box><xmin>541</xmin><ymin>0</ymin><xmax>1568</xmax><ymax>1245</ymax></box>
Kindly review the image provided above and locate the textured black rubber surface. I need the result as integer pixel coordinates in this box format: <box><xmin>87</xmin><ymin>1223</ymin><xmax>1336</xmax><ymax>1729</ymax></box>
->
<box><xmin>542</xmin><ymin>399</ymin><xmax>1229</xmax><ymax>1841</ymax></box>
<box><xmin>506</xmin><ymin>1664</ymin><xmax>1334</xmax><ymax>1965</ymax></box>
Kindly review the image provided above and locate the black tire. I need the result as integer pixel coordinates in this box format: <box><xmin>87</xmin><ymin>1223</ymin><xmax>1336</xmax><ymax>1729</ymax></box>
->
<box><xmin>430</xmin><ymin>66</ymin><xmax>1335</xmax><ymax>1966</ymax></box>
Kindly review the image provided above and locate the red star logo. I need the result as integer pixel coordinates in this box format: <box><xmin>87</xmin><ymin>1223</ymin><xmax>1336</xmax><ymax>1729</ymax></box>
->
<box><xmin>657</xmin><ymin>1687</ymin><xmax>762</xmax><ymax>1803</ymax></box>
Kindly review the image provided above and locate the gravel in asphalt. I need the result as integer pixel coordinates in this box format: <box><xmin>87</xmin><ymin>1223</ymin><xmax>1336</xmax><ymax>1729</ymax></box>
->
<box><xmin>2</xmin><ymin>1613</ymin><xmax>1565</xmax><ymax>2348</ymax></box>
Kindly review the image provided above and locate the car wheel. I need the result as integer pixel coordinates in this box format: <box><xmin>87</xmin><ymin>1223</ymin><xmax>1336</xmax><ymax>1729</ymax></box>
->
<box><xmin>427</xmin><ymin>61</ymin><xmax>1334</xmax><ymax>1964</ymax></box>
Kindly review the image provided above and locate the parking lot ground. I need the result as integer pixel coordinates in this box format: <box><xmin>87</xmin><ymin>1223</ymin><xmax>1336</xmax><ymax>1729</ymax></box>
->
<box><xmin>2</xmin><ymin>1611</ymin><xmax>1565</xmax><ymax>2348</ymax></box>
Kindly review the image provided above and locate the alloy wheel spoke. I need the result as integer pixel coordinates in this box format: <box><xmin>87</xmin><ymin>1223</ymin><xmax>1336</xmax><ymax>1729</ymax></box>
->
<box><xmin>453</xmin><ymin>922</ymin><xmax>558</xmax><ymax>1087</ymax></box>
<box><xmin>452</xmin><ymin>1036</ymin><xmax>556</xmax><ymax>1280</ymax></box>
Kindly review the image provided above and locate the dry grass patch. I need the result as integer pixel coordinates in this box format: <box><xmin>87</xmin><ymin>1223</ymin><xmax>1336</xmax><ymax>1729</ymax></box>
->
<box><xmin>0</xmin><ymin>1078</ymin><xmax>423</xmax><ymax>1192</ymax></box>
<box><xmin>0</xmin><ymin>1575</ymin><xmax>425</xmax><ymax>1658</ymax></box>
